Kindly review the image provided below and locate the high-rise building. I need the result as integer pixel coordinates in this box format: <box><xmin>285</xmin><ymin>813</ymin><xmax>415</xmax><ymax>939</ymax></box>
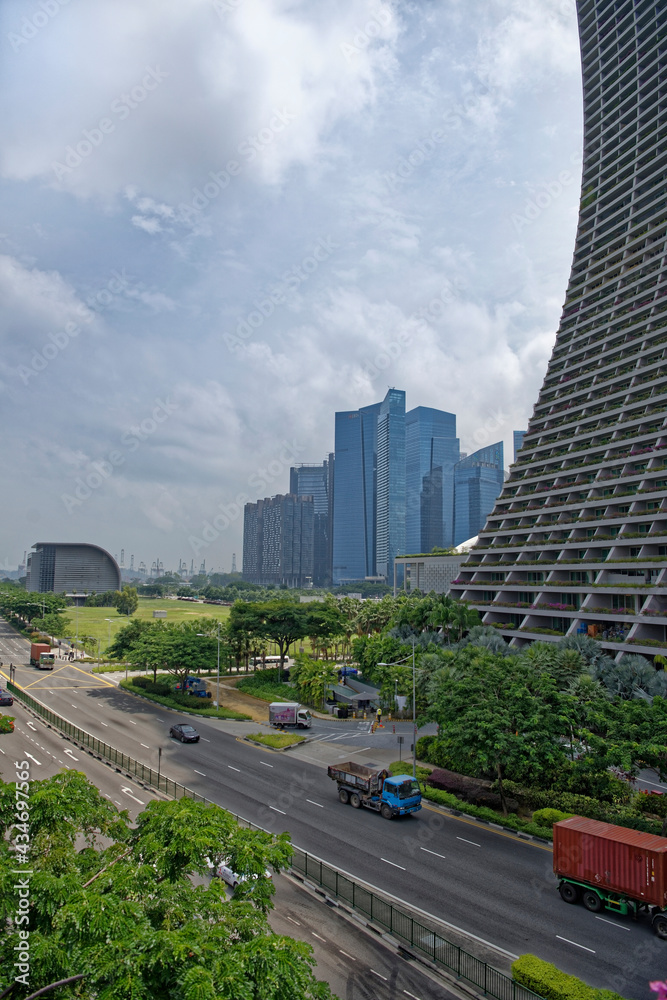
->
<box><xmin>242</xmin><ymin>494</ymin><xmax>314</xmax><ymax>588</ymax></box>
<box><xmin>452</xmin><ymin>1</ymin><xmax>667</xmax><ymax>656</ymax></box>
<box><xmin>376</xmin><ymin>389</ymin><xmax>406</xmax><ymax>580</ymax></box>
<box><xmin>25</xmin><ymin>542</ymin><xmax>121</xmax><ymax>594</ymax></box>
<box><xmin>406</xmin><ymin>407</ymin><xmax>459</xmax><ymax>553</ymax></box>
<box><xmin>290</xmin><ymin>456</ymin><xmax>334</xmax><ymax>585</ymax></box>
<box><xmin>453</xmin><ymin>443</ymin><xmax>505</xmax><ymax>545</ymax></box>
<box><xmin>332</xmin><ymin>401</ymin><xmax>381</xmax><ymax>583</ymax></box>
<box><xmin>513</xmin><ymin>430</ymin><xmax>526</xmax><ymax>463</ymax></box>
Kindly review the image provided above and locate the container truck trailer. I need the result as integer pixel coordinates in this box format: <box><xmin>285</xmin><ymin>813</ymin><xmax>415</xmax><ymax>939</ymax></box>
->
<box><xmin>30</xmin><ymin>643</ymin><xmax>55</xmax><ymax>669</ymax></box>
<box><xmin>327</xmin><ymin>761</ymin><xmax>422</xmax><ymax>819</ymax></box>
<box><xmin>554</xmin><ymin>815</ymin><xmax>667</xmax><ymax>938</ymax></box>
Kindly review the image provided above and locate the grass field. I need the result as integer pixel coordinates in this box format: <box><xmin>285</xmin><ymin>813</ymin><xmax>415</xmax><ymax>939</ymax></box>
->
<box><xmin>245</xmin><ymin>732</ymin><xmax>305</xmax><ymax>749</ymax></box>
<box><xmin>61</xmin><ymin>598</ymin><xmax>232</xmax><ymax>654</ymax></box>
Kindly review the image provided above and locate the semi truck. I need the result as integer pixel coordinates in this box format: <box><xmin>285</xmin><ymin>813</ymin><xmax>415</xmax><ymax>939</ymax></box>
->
<box><xmin>554</xmin><ymin>815</ymin><xmax>667</xmax><ymax>938</ymax></box>
<box><xmin>269</xmin><ymin>702</ymin><xmax>312</xmax><ymax>729</ymax></box>
<box><xmin>30</xmin><ymin>643</ymin><xmax>55</xmax><ymax>669</ymax></box>
<box><xmin>327</xmin><ymin>761</ymin><xmax>422</xmax><ymax>819</ymax></box>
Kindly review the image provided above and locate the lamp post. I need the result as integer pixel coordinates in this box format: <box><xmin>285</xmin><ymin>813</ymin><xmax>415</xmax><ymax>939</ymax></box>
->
<box><xmin>378</xmin><ymin>637</ymin><xmax>417</xmax><ymax>780</ymax></box>
<box><xmin>197</xmin><ymin>622</ymin><xmax>222</xmax><ymax>711</ymax></box>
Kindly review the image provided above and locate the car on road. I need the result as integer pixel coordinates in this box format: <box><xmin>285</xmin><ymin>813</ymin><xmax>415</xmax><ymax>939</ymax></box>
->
<box><xmin>169</xmin><ymin>723</ymin><xmax>200</xmax><ymax>743</ymax></box>
<box><xmin>0</xmin><ymin>689</ymin><xmax>14</xmax><ymax>707</ymax></box>
<box><xmin>207</xmin><ymin>857</ymin><xmax>273</xmax><ymax>889</ymax></box>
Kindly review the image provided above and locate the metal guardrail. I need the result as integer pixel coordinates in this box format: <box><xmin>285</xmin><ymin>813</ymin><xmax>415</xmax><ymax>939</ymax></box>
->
<box><xmin>6</xmin><ymin>680</ymin><xmax>543</xmax><ymax>1000</ymax></box>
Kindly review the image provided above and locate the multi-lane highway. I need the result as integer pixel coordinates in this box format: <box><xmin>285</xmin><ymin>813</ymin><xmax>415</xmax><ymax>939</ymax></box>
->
<box><xmin>0</xmin><ymin>618</ymin><xmax>663</xmax><ymax>1000</ymax></box>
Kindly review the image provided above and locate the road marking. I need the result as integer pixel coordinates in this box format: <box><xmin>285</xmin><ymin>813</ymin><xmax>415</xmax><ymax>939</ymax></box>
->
<box><xmin>556</xmin><ymin>935</ymin><xmax>595</xmax><ymax>954</ymax></box>
<box><xmin>339</xmin><ymin>949</ymin><xmax>356</xmax><ymax>961</ymax></box>
<box><xmin>63</xmin><ymin>749</ymin><xmax>79</xmax><ymax>760</ymax></box>
<box><xmin>129</xmin><ymin>720</ymin><xmax>137</xmax><ymax>725</ymax></box>
<box><xmin>420</xmin><ymin>848</ymin><xmax>447</xmax><ymax>860</ymax></box>
<box><xmin>141</xmin><ymin>743</ymin><xmax>150</xmax><ymax>748</ymax></box>
<box><xmin>115</xmin><ymin>800</ymin><xmax>121</xmax><ymax>805</ymax></box>
<box><xmin>286</xmin><ymin>916</ymin><xmax>301</xmax><ymax>926</ymax></box>
<box><xmin>71</xmin><ymin>704</ymin><xmax>77</xmax><ymax>708</ymax></box>
<box><xmin>457</xmin><ymin>836</ymin><xmax>481</xmax><ymax>847</ymax></box>
<box><xmin>100</xmin><ymin>722</ymin><xmax>108</xmax><ymax>727</ymax></box>
<box><xmin>24</xmin><ymin>752</ymin><xmax>42</xmax><ymax>765</ymax></box>
<box><xmin>0</xmin><ymin>746</ymin><xmax>5</xmax><ymax>754</ymax></box>
<box><xmin>121</xmin><ymin>787</ymin><xmax>145</xmax><ymax>805</ymax></box>
<box><xmin>194</xmin><ymin>770</ymin><xmax>206</xmax><ymax>776</ymax></box>
<box><xmin>339</xmin><ymin>747</ymin><xmax>371</xmax><ymax>757</ymax></box>
<box><xmin>312</xmin><ymin>932</ymin><xmax>326</xmax><ymax>942</ymax></box>
<box><xmin>270</xmin><ymin>806</ymin><xmax>286</xmax><ymax>814</ymax></box>
<box><xmin>306</xmin><ymin>799</ymin><xmax>324</xmax><ymax>808</ymax></box>
<box><xmin>370</xmin><ymin>970</ymin><xmax>388</xmax><ymax>982</ymax></box>
<box><xmin>228</xmin><ymin>765</ymin><xmax>240</xmax><ymax>772</ymax></box>
<box><xmin>381</xmin><ymin>858</ymin><xmax>406</xmax><ymax>870</ymax></box>
<box><xmin>639</xmin><ymin>777</ymin><xmax>667</xmax><ymax>790</ymax></box>
<box><xmin>260</xmin><ymin>761</ymin><xmax>274</xmax><ymax>767</ymax></box>
<box><xmin>404</xmin><ymin>991</ymin><xmax>421</xmax><ymax>1000</ymax></box>
<box><xmin>595</xmin><ymin>916</ymin><xmax>630</xmax><ymax>931</ymax></box>
<box><xmin>27</xmin><ymin>722</ymin><xmax>37</xmax><ymax>731</ymax></box>
<box><xmin>202</xmin><ymin>738</ymin><xmax>211</xmax><ymax>742</ymax></box>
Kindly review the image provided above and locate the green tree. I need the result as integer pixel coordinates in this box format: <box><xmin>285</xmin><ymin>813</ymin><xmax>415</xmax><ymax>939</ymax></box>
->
<box><xmin>244</xmin><ymin>601</ymin><xmax>310</xmax><ymax>679</ymax></box>
<box><xmin>126</xmin><ymin>621</ymin><xmax>217</xmax><ymax>689</ymax></box>
<box><xmin>113</xmin><ymin>585</ymin><xmax>139</xmax><ymax>616</ymax></box>
<box><xmin>106</xmin><ymin>617</ymin><xmax>155</xmax><ymax>657</ymax></box>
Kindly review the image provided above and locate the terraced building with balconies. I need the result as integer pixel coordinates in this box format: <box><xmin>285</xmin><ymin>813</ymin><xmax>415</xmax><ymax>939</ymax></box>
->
<box><xmin>450</xmin><ymin>0</ymin><xmax>667</xmax><ymax>658</ymax></box>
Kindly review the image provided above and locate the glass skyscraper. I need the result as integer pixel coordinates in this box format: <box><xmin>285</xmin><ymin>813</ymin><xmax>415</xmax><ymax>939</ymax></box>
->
<box><xmin>405</xmin><ymin>407</ymin><xmax>459</xmax><ymax>553</ymax></box>
<box><xmin>376</xmin><ymin>389</ymin><xmax>406</xmax><ymax>580</ymax></box>
<box><xmin>290</xmin><ymin>457</ymin><xmax>334</xmax><ymax>585</ymax></box>
<box><xmin>453</xmin><ymin>443</ymin><xmax>505</xmax><ymax>546</ymax></box>
<box><xmin>332</xmin><ymin>401</ymin><xmax>381</xmax><ymax>583</ymax></box>
<box><xmin>452</xmin><ymin>1</ymin><xmax>667</xmax><ymax>656</ymax></box>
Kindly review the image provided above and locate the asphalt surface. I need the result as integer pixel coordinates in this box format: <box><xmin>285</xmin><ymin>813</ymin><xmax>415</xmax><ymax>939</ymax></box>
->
<box><xmin>0</xmin><ymin>619</ymin><xmax>665</xmax><ymax>1000</ymax></box>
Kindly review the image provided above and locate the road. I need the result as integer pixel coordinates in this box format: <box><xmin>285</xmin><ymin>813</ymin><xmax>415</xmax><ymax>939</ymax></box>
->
<box><xmin>0</xmin><ymin>620</ymin><xmax>664</xmax><ymax>999</ymax></box>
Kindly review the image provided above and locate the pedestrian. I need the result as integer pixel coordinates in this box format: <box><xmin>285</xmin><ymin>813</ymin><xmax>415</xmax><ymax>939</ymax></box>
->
<box><xmin>376</xmin><ymin>706</ymin><xmax>382</xmax><ymax>725</ymax></box>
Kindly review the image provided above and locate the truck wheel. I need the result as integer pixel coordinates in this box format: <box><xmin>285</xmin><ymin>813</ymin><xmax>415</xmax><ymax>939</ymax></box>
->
<box><xmin>381</xmin><ymin>804</ymin><xmax>393</xmax><ymax>820</ymax></box>
<box><xmin>339</xmin><ymin>789</ymin><xmax>350</xmax><ymax>805</ymax></box>
<box><xmin>559</xmin><ymin>882</ymin><xmax>579</xmax><ymax>905</ymax></box>
<box><xmin>350</xmin><ymin>793</ymin><xmax>361</xmax><ymax>808</ymax></box>
<box><xmin>653</xmin><ymin>914</ymin><xmax>667</xmax><ymax>940</ymax></box>
<box><xmin>582</xmin><ymin>890</ymin><xmax>603</xmax><ymax>913</ymax></box>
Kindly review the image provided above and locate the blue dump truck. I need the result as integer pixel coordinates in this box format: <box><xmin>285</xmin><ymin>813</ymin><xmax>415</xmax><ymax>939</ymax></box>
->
<box><xmin>327</xmin><ymin>761</ymin><xmax>422</xmax><ymax>819</ymax></box>
<box><xmin>174</xmin><ymin>676</ymin><xmax>211</xmax><ymax>698</ymax></box>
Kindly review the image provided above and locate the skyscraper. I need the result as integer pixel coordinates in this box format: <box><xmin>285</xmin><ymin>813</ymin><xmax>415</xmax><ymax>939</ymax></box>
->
<box><xmin>376</xmin><ymin>389</ymin><xmax>406</xmax><ymax>580</ymax></box>
<box><xmin>513</xmin><ymin>430</ymin><xmax>526</xmax><ymax>463</ymax></box>
<box><xmin>332</xmin><ymin>401</ymin><xmax>381</xmax><ymax>583</ymax></box>
<box><xmin>452</xmin><ymin>1</ymin><xmax>667</xmax><ymax>656</ymax></box>
<box><xmin>242</xmin><ymin>494</ymin><xmax>314</xmax><ymax>588</ymax></box>
<box><xmin>453</xmin><ymin>443</ymin><xmax>505</xmax><ymax>546</ymax></box>
<box><xmin>290</xmin><ymin>456</ymin><xmax>334</xmax><ymax>586</ymax></box>
<box><xmin>405</xmin><ymin>407</ymin><xmax>459</xmax><ymax>553</ymax></box>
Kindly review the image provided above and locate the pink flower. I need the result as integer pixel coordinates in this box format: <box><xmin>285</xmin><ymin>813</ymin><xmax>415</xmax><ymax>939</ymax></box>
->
<box><xmin>649</xmin><ymin>983</ymin><xmax>667</xmax><ymax>1000</ymax></box>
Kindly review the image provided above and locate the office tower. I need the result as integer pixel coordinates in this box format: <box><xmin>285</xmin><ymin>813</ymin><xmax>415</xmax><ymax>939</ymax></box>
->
<box><xmin>332</xmin><ymin>401</ymin><xmax>381</xmax><ymax>584</ymax></box>
<box><xmin>406</xmin><ymin>407</ymin><xmax>459</xmax><ymax>553</ymax></box>
<box><xmin>376</xmin><ymin>389</ymin><xmax>406</xmax><ymax>580</ymax></box>
<box><xmin>452</xmin><ymin>1</ymin><xmax>667</xmax><ymax>655</ymax></box>
<box><xmin>453</xmin><ymin>443</ymin><xmax>505</xmax><ymax>545</ymax></box>
<box><xmin>290</xmin><ymin>456</ymin><xmax>334</xmax><ymax>585</ymax></box>
<box><xmin>242</xmin><ymin>495</ymin><xmax>314</xmax><ymax>587</ymax></box>
<box><xmin>513</xmin><ymin>430</ymin><xmax>526</xmax><ymax>463</ymax></box>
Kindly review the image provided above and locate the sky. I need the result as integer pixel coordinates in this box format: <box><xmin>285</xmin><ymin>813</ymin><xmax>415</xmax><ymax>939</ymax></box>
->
<box><xmin>0</xmin><ymin>0</ymin><xmax>583</xmax><ymax>576</ymax></box>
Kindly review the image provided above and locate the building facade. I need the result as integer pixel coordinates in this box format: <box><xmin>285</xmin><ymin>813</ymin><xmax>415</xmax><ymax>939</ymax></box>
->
<box><xmin>452</xmin><ymin>0</ymin><xmax>667</xmax><ymax>657</ymax></box>
<box><xmin>406</xmin><ymin>407</ymin><xmax>459</xmax><ymax>553</ymax></box>
<box><xmin>290</xmin><ymin>456</ymin><xmax>334</xmax><ymax>586</ymax></box>
<box><xmin>242</xmin><ymin>494</ymin><xmax>314</xmax><ymax>588</ymax></box>
<box><xmin>376</xmin><ymin>389</ymin><xmax>406</xmax><ymax>580</ymax></box>
<box><xmin>26</xmin><ymin>543</ymin><xmax>121</xmax><ymax>594</ymax></box>
<box><xmin>453</xmin><ymin>443</ymin><xmax>505</xmax><ymax>546</ymax></box>
<box><xmin>332</xmin><ymin>401</ymin><xmax>381</xmax><ymax>583</ymax></box>
<box><xmin>513</xmin><ymin>430</ymin><xmax>527</xmax><ymax>463</ymax></box>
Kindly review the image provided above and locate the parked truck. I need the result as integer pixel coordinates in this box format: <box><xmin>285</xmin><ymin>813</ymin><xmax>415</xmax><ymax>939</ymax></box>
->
<box><xmin>327</xmin><ymin>761</ymin><xmax>422</xmax><ymax>819</ymax></box>
<box><xmin>30</xmin><ymin>643</ymin><xmax>55</xmax><ymax>669</ymax></box>
<box><xmin>269</xmin><ymin>702</ymin><xmax>312</xmax><ymax>729</ymax></box>
<box><xmin>554</xmin><ymin>815</ymin><xmax>667</xmax><ymax>938</ymax></box>
<box><xmin>175</xmin><ymin>677</ymin><xmax>211</xmax><ymax>698</ymax></box>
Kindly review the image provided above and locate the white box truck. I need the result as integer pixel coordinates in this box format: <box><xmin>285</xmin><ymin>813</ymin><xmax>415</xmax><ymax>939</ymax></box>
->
<box><xmin>269</xmin><ymin>702</ymin><xmax>312</xmax><ymax>729</ymax></box>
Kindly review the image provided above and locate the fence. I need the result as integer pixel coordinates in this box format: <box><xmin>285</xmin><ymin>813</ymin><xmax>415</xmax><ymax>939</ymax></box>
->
<box><xmin>6</xmin><ymin>680</ymin><xmax>543</xmax><ymax>1000</ymax></box>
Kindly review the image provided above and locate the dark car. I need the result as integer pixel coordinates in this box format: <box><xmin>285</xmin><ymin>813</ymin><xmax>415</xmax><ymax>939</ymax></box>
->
<box><xmin>0</xmin><ymin>689</ymin><xmax>14</xmax><ymax>707</ymax></box>
<box><xmin>169</xmin><ymin>723</ymin><xmax>200</xmax><ymax>743</ymax></box>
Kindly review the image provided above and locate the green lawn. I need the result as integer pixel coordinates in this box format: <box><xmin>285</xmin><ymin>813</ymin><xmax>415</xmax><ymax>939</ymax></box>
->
<box><xmin>245</xmin><ymin>732</ymin><xmax>305</xmax><ymax>749</ymax></box>
<box><xmin>64</xmin><ymin>598</ymin><xmax>231</xmax><ymax>654</ymax></box>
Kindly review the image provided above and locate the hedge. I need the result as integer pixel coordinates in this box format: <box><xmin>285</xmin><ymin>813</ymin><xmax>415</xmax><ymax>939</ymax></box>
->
<box><xmin>120</xmin><ymin>678</ymin><xmax>251</xmax><ymax>720</ymax></box>
<box><xmin>512</xmin><ymin>954</ymin><xmax>625</xmax><ymax>1000</ymax></box>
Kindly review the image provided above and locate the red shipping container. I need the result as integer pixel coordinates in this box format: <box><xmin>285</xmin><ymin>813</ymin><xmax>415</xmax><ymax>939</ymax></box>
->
<box><xmin>553</xmin><ymin>816</ymin><xmax>667</xmax><ymax>908</ymax></box>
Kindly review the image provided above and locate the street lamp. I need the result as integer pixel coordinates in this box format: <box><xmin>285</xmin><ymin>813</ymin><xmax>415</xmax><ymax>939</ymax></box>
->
<box><xmin>197</xmin><ymin>621</ymin><xmax>223</xmax><ymax>711</ymax></box>
<box><xmin>378</xmin><ymin>637</ymin><xmax>417</xmax><ymax>780</ymax></box>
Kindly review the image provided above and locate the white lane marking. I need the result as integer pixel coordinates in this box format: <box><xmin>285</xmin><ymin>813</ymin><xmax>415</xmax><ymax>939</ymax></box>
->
<box><xmin>63</xmin><ymin>749</ymin><xmax>79</xmax><ymax>760</ymax></box>
<box><xmin>638</xmin><ymin>778</ymin><xmax>667</xmax><ymax>790</ymax></box>
<box><xmin>194</xmin><ymin>769</ymin><xmax>206</xmax><ymax>776</ymax></box>
<box><xmin>202</xmin><ymin>738</ymin><xmax>211</xmax><ymax>742</ymax></box>
<box><xmin>26</xmin><ymin>722</ymin><xmax>37</xmax><ymax>731</ymax></box>
<box><xmin>129</xmin><ymin>720</ymin><xmax>137</xmax><ymax>725</ymax></box>
<box><xmin>595</xmin><ymin>916</ymin><xmax>630</xmax><ymax>931</ymax></box>
<box><xmin>140</xmin><ymin>743</ymin><xmax>150</xmax><ymax>748</ymax></box>
<box><xmin>71</xmin><ymin>704</ymin><xmax>77</xmax><ymax>708</ymax></box>
<box><xmin>100</xmin><ymin>722</ymin><xmax>108</xmax><ymax>727</ymax></box>
<box><xmin>457</xmin><ymin>836</ymin><xmax>481</xmax><ymax>847</ymax></box>
<box><xmin>270</xmin><ymin>806</ymin><xmax>286</xmax><ymax>814</ymax></box>
<box><xmin>420</xmin><ymin>848</ymin><xmax>447</xmax><ymax>860</ymax></box>
<box><xmin>312</xmin><ymin>932</ymin><xmax>326</xmax><ymax>942</ymax></box>
<box><xmin>306</xmin><ymin>799</ymin><xmax>324</xmax><ymax>808</ymax></box>
<box><xmin>339</xmin><ymin>747</ymin><xmax>371</xmax><ymax>757</ymax></box>
<box><xmin>228</xmin><ymin>765</ymin><xmax>240</xmax><ymax>772</ymax></box>
<box><xmin>370</xmin><ymin>970</ymin><xmax>388</xmax><ymax>982</ymax></box>
<box><xmin>24</xmin><ymin>752</ymin><xmax>42</xmax><ymax>765</ymax></box>
<box><xmin>404</xmin><ymin>991</ymin><xmax>422</xmax><ymax>1000</ymax></box>
<box><xmin>115</xmin><ymin>800</ymin><xmax>121</xmax><ymax>805</ymax></box>
<box><xmin>381</xmin><ymin>858</ymin><xmax>406</xmax><ymax>870</ymax></box>
<box><xmin>339</xmin><ymin>949</ymin><xmax>356</xmax><ymax>961</ymax></box>
<box><xmin>121</xmin><ymin>786</ymin><xmax>145</xmax><ymax>805</ymax></box>
<box><xmin>556</xmin><ymin>935</ymin><xmax>595</xmax><ymax>954</ymax></box>
<box><xmin>286</xmin><ymin>916</ymin><xmax>301</xmax><ymax>926</ymax></box>
<box><xmin>260</xmin><ymin>761</ymin><xmax>273</xmax><ymax>767</ymax></box>
<box><xmin>49</xmin><ymin>690</ymin><xmax>54</xmax><ymax>694</ymax></box>
<box><xmin>0</xmin><ymin>747</ymin><xmax>5</xmax><ymax>754</ymax></box>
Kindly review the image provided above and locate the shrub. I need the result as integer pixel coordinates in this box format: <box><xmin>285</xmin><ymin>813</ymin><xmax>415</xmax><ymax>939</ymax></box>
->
<box><xmin>131</xmin><ymin>676</ymin><xmax>173</xmax><ymax>696</ymax></box>
<box><xmin>428</xmin><ymin>768</ymin><xmax>519</xmax><ymax>813</ymax></box>
<box><xmin>0</xmin><ymin>715</ymin><xmax>15</xmax><ymax>734</ymax></box>
<box><xmin>512</xmin><ymin>954</ymin><xmax>625</xmax><ymax>1000</ymax></box>
<box><xmin>532</xmin><ymin>808</ymin><xmax>573</xmax><ymax>827</ymax></box>
<box><xmin>634</xmin><ymin>790</ymin><xmax>667</xmax><ymax>818</ymax></box>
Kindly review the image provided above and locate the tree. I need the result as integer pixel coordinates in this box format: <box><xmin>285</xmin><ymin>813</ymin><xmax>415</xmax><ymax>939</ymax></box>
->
<box><xmin>113</xmin><ymin>585</ymin><xmax>139</xmax><ymax>616</ymax></box>
<box><xmin>244</xmin><ymin>601</ymin><xmax>310</xmax><ymax>679</ymax></box>
<box><xmin>106</xmin><ymin>617</ymin><xmax>155</xmax><ymax>658</ymax></box>
<box><xmin>126</xmin><ymin>622</ymin><xmax>218</xmax><ymax>689</ymax></box>
<box><xmin>0</xmin><ymin>772</ymin><xmax>332</xmax><ymax>1000</ymax></box>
